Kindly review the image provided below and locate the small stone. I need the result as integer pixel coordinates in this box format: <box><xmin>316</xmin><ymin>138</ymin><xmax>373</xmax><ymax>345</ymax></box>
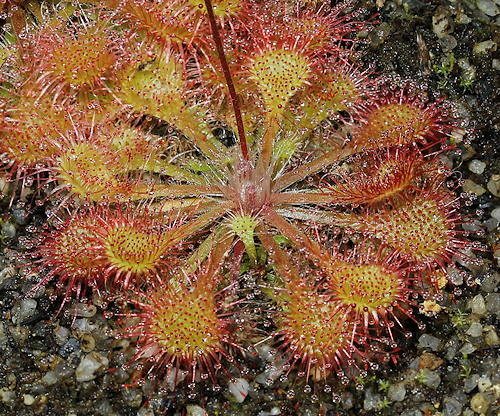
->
<box><xmin>477</xmin><ymin>376</ymin><xmax>492</xmax><ymax>392</ymax></box>
<box><xmin>75</xmin><ymin>352</ymin><xmax>109</xmax><ymax>382</ymax></box>
<box><xmin>122</xmin><ymin>388</ymin><xmax>142</xmax><ymax>408</ymax></box>
<box><xmin>41</xmin><ymin>371</ymin><xmax>59</xmax><ymax>386</ymax></box>
<box><xmin>12</xmin><ymin>208</ymin><xmax>29</xmax><ymax>225</ymax></box>
<box><xmin>466</xmin><ymin>322</ymin><xmax>483</xmax><ymax>337</ymax></box>
<box><xmin>438</xmin><ymin>34</ymin><xmax>457</xmax><ymax>52</ymax></box>
<box><xmin>186</xmin><ymin>405</ymin><xmax>207</xmax><ymax>416</ymax></box>
<box><xmin>417</xmin><ymin>369</ymin><xmax>441</xmax><ymax>388</ymax></box>
<box><xmin>59</xmin><ymin>338</ymin><xmax>80</xmax><ymax>359</ymax></box>
<box><xmin>418</xmin><ymin>334</ymin><xmax>441</xmax><ymax>351</ymax></box>
<box><xmin>419</xmin><ymin>352</ymin><xmax>444</xmax><ymax>370</ymax></box>
<box><xmin>473</xmin><ymin>40</ymin><xmax>497</xmax><ymax>55</ymax></box>
<box><xmin>481</xmin><ymin>273</ymin><xmax>500</xmax><ymax>293</ymax></box>
<box><xmin>11</xmin><ymin>298</ymin><xmax>37</xmax><ymax>325</ymax></box>
<box><xmin>363</xmin><ymin>389</ymin><xmax>382</xmax><ymax>411</ymax></box>
<box><xmin>421</xmin><ymin>300</ymin><xmax>442</xmax><ymax>316</ymax></box>
<box><xmin>476</xmin><ymin>0</ymin><xmax>500</xmax><ymax>16</ymax></box>
<box><xmin>447</xmin><ymin>268</ymin><xmax>464</xmax><ymax>285</ymax></box>
<box><xmin>442</xmin><ymin>396</ymin><xmax>463</xmax><ymax>416</ymax></box>
<box><xmin>459</xmin><ymin>342</ymin><xmax>477</xmax><ymax>355</ymax></box>
<box><xmin>80</xmin><ymin>334</ymin><xmax>96</xmax><ymax>353</ymax></box>
<box><xmin>483</xmin><ymin>325</ymin><xmax>499</xmax><ymax>346</ymax></box>
<box><xmin>23</xmin><ymin>394</ymin><xmax>35</xmax><ymax>405</ymax></box>
<box><xmin>54</xmin><ymin>326</ymin><xmax>71</xmax><ymax>346</ymax></box>
<box><xmin>72</xmin><ymin>318</ymin><xmax>99</xmax><ymax>333</ymax></box>
<box><xmin>53</xmin><ymin>361</ymin><xmax>75</xmax><ymax>380</ymax></box>
<box><xmin>388</xmin><ymin>383</ymin><xmax>406</xmax><ymax>402</ymax></box>
<box><xmin>455</xmin><ymin>11</ymin><xmax>472</xmax><ymax>24</ymax></box>
<box><xmin>432</xmin><ymin>8</ymin><xmax>453</xmax><ymax>38</ymax></box>
<box><xmin>487</xmin><ymin>175</ymin><xmax>500</xmax><ymax>196</ymax></box>
<box><xmin>0</xmin><ymin>388</ymin><xmax>16</xmax><ymax>405</ymax></box>
<box><xmin>228</xmin><ymin>378</ymin><xmax>250</xmax><ymax>403</ymax></box>
<box><xmin>484</xmin><ymin>217</ymin><xmax>498</xmax><ymax>232</ymax></box>
<box><xmin>485</xmin><ymin>293</ymin><xmax>500</xmax><ymax>315</ymax></box>
<box><xmin>463</xmin><ymin>179</ymin><xmax>487</xmax><ymax>196</ymax></box>
<box><xmin>0</xmin><ymin>267</ymin><xmax>15</xmax><ymax>286</ymax></box>
<box><xmin>68</xmin><ymin>303</ymin><xmax>97</xmax><ymax>318</ymax></box>
<box><xmin>491</xmin><ymin>207</ymin><xmax>500</xmax><ymax>221</ymax></box>
<box><xmin>1</xmin><ymin>221</ymin><xmax>16</xmax><ymax>239</ymax></box>
<box><xmin>468</xmin><ymin>159</ymin><xmax>486</xmax><ymax>174</ymax></box>
<box><xmin>470</xmin><ymin>392</ymin><xmax>489</xmax><ymax>413</ymax></box>
<box><xmin>470</xmin><ymin>295</ymin><xmax>488</xmax><ymax>315</ymax></box>
<box><xmin>464</xmin><ymin>374</ymin><xmax>480</xmax><ymax>393</ymax></box>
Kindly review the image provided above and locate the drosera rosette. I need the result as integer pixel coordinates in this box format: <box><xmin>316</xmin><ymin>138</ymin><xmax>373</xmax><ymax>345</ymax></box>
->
<box><xmin>0</xmin><ymin>0</ymin><xmax>483</xmax><ymax>408</ymax></box>
<box><xmin>115</xmin><ymin>259</ymin><xmax>245</xmax><ymax>401</ymax></box>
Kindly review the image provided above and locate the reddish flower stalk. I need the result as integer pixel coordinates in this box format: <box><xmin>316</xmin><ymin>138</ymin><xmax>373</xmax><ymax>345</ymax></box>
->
<box><xmin>203</xmin><ymin>0</ymin><xmax>248</xmax><ymax>161</ymax></box>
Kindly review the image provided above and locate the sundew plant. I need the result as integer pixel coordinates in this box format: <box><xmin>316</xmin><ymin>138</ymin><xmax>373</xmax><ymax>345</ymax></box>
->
<box><xmin>0</xmin><ymin>0</ymin><xmax>479</xmax><ymax>406</ymax></box>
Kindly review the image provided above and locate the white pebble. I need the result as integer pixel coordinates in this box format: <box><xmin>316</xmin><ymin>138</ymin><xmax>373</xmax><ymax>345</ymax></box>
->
<box><xmin>0</xmin><ymin>388</ymin><xmax>16</xmax><ymax>405</ymax></box>
<box><xmin>186</xmin><ymin>405</ymin><xmax>207</xmax><ymax>416</ymax></box>
<box><xmin>469</xmin><ymin>294</ymin><xmax>487</xmax><ymax>315</ymax></box>
<box><xmin>476</xmin><ymin>0</ymin><xmax>500</xmax><ymax>16</ymax></box>
<box><xmin>73</xmin><ymin>318</ymin><xmax>99</xmax><ymax>333</ymax></box>
<box><xmin>477</xmin><ymin>376</ymin><xmax>492</xmax><ymax>392</ymax></box>
<box><xmin>466</xmin><ymin>322</ymin><xmax>483</xmax><ymax>337</ymax></box>
<box><xmin>459</xmin><ymin>342</ymin><xmax>477</xmax><ymax>355</ymax></box>
<box><xmin>257</xmin><ymin>407</ymin><xmax>281</xmax><ymax>416</ymax></box>
<box><xmin>487</xmin><ymin>175</ymin><xmax>500</xmax><ymax>196</ymax></box>
<box><xmin>0</xmin><ymin>267</ymin><xmax>15</xmax><ymax>285</ymax></box>
<box><xmin>75</xmin><ymin>352</ymin><xmax>109</xmax><ymax>382</ymax></box>
<box><xmin>69</xmin><ymin>303</ymin><xmax>97</xmax><ymax>318</ymax></box>
<box><xmin>23</xmin><ymin>394</ymin><xmax>35</xmax><ymax>405</ymax></box>
<box><xmin>388</xmin><ymin>383</ymin><xmax>406</xmax><ymax>401</ymax></box>
<box><xmin>418</xmin><ymin>334</ymin><xmax>441</xmax><ymax>351</ymax></box>
<box><xmin>468</xmin><ymin>159</ymin><xmax>486</xmax><ymax>175</ymax></box>
<box><xmin>462</xmin><ymin>179</ymin><xmax>486</xmax><ymax>196</ymax></box>
<box><xmin>491</xmin><ymin>207</ymin><xmax>500</xmax><ymax>221</ymax></box>
<box><xmin>473</xmin><ymin>40</ymin><xmax>497</xmax><ymax>55</ymax></box>
<box><xmin>54</xmin><ymin>326</ymin><xmax>71</xmax><ymax>346</ymax></box>
<box><xmin>228</xmin><ymin>378</ymin><xmax>250</xmax><ymax>403</ymax></box>
<box><xmin>470</xmin><ymin>392</ymin><xmax>489</xmax><ymax>413</ymax></box>
<box><xmin>41</xmin><ymin>371</ymin><xmax>59</xmax><ymax>386</ymax></box>
<box><xmin>11</xmin><ymin>299</ymin><xmax>37</xmax><ymax>325</ymax></box>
